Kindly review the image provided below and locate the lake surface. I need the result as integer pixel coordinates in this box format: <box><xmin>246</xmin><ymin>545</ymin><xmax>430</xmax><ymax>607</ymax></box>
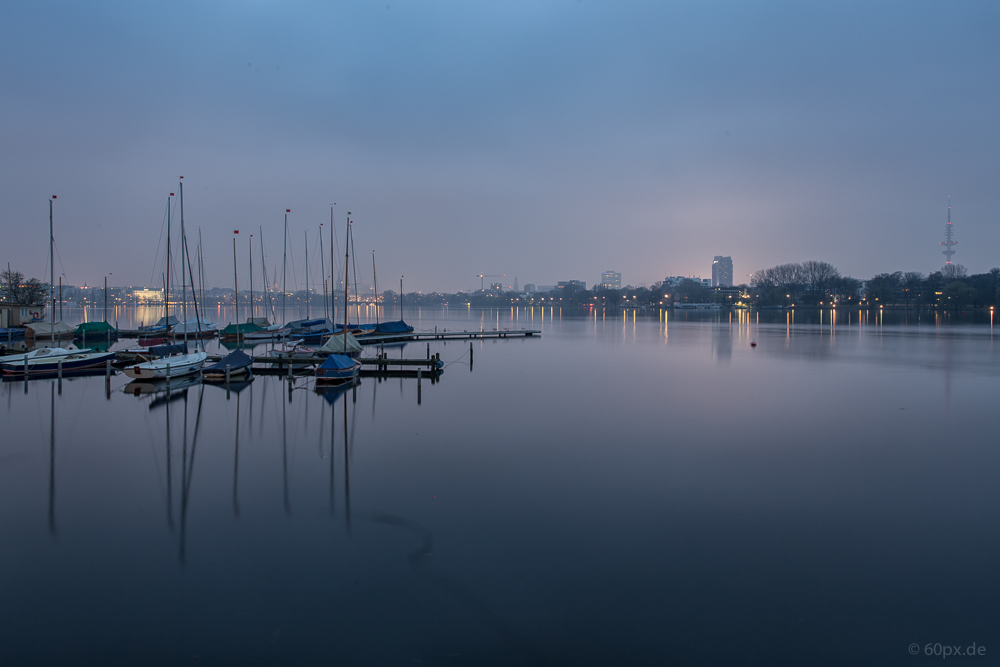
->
<box><xmin>3</xmin><ymin>307</ymin><xmax>1000</xmax><ymax>665</ymax></box>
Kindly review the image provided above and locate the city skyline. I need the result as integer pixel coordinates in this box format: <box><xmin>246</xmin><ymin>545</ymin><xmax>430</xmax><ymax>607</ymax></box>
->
<box><xmin>3</xmin><ymin>3</ymin><xmax>998</xmax><ymax>292</ymax></box>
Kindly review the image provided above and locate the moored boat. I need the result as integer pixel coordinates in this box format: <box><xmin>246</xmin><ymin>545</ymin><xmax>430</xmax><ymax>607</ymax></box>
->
<box><xmin>0</xmin><ymin>346</ymin><xmax>88</xmax><ymax>365</ymax></box>
<box><xmin>123</xmin><ymin>349</ymin><xmax>208</xmax><ymax>380</ymax></box>
<box><xmin>315</xmin><ymin>353</ymin><xmax>361</xmax><ymax>385</ymax></box>
<box><xmin>2</xmin><ymin>350</ymin><xmax>115</xmax><ymax>374</ymax></box>
<box><xmin>318</xmin><ymin>330</ymin><xmax>362</xmax><ymax>357</ymax></box>
<box><xmin>203</xmin><ymin>349</ymin><xmax>253</xmax><ymax>381</ymax></box>
<box><xmin>170</xmin><ymin>317</ymin><xmax>218</xmax><ymax>338</ymax></box>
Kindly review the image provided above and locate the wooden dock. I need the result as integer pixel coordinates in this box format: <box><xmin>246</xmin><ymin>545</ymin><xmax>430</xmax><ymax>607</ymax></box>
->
<box><xmin>358</xmin><ymin>329</ymin><xmax>540</xmax><ymax>344</ymax></box>
<box><xmin>205</xmin><ymin>354</ymin><xmax>444</xmax><ymax>369</ymax></box>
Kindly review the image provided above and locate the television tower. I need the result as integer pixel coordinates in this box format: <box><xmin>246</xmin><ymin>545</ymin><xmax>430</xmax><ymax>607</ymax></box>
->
<box><xmin>940</xmin><ymin>197</ymin><xmax>956</xmax><ymax>264</ymax></box>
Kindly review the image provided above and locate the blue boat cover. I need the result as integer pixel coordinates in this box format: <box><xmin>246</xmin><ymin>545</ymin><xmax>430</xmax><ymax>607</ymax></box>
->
<box><xmin>343</xmin><ymin>320</ymin><xmax>413</xmax><ymax>334</ymax></box>
<box><xmin>374</xmin><ymin>320</ymin><xmax>413</xmax><ymax>333</ymax></box>
<box><xmin>318</xmin><ymin>354</ymin><xmax>356</xmax><ymax>370</ymax></box>
<box><xmin>149</xmin><ymin>343</ymin><xmax>187</xmax><ymax>358</ymax></box>
<box><xmin>287</xmin><ymin>318</ymin><xmax>331</xmax><ymax>331</ymax></box>
<box><xmin>204</xmin><ymin>349</ymin><xmax>252</xmax><ymax>373</ymax></box>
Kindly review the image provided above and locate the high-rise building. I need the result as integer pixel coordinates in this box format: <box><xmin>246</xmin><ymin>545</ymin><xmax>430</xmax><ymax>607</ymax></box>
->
<box><xmin>600</xmin><ymin>271</ymin><xmax>622</xmax><ymax>289</ymax></box>
<box><xmin>712</xmin><ymin>256</ymin><xmax>733</xmax><ymax>287</ymax></box>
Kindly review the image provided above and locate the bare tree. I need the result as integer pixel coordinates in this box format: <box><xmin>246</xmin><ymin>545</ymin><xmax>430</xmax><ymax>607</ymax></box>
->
<box><xmin>0</xmin><ymin>269</ymin><xmax>49</xmax><ymax>305</ymax></box>
<box><xmin>941</xmin><ymin>264</ymin><xmax>968</xmax><ymax>280</ymax></box>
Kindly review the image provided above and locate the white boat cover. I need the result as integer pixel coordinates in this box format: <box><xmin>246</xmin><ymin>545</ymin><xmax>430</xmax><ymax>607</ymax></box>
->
<box><xmin>27</xmin><ymin>322</ymin><xmax>74</xmax><ymax>337</ymax></box>
<box><xmin>319</xmin><ymin>331</ymin><xmax>362</xmax><ymax>355</ymax></box>
<box><xmin>171</xmin><ymin>317</ymin><xmax>218</xmax><ymax>334</ymax></box>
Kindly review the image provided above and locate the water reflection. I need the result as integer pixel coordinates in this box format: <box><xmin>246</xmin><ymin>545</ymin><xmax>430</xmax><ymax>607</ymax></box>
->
<box><xmin>5</xmin><ymin>310</ymin><xmax>1000</xmax><ymax>663</ymax></box>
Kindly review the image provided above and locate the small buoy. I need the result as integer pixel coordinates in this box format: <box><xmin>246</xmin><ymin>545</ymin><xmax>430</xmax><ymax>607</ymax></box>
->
<box><xmin>750</xmin><ymin>341</ymin><xmax>757</xmax><ymax>347</ymax></box>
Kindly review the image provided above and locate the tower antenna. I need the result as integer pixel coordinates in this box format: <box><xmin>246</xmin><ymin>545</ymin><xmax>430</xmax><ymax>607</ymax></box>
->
<box><xmin>940</xmin><ymin>196</ymin><xmax>956</xmax><ymax>264</ymax></box>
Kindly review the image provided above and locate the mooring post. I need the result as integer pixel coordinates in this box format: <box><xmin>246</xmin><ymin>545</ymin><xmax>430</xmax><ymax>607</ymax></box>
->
<box><xmin>417</xmin><ymin>368</ymin><xmax>422</xmax><ymax>405</ymax></box>
<box><xmin>24</xmin><ymin>354</ymin><xmax>29</xmax><ymax>382</ymax></box>
<box><xmin>226</xmin><ymin>364</ymin><xmax>231</xmax><ymax>398</ymax></box>
<box><xmin>288</xmin><ymin>377</ymin><xmax>293</xmax><ymax>403</ymax></box>
<box><xmin>166</xmin><ymin>363</ymin><xmax>171</xmax><ymax>389</ymax></box>
<box><xmin>287</xmin><ymin>360</ymin><xmax>292</xmax><ymax>379</ymax></box>
<box><xmin>352</xmin><ymin>383</ymin><xmax>356</xmax><ymax>403</ymax></box>
<box><xmin>469</xmin><ymin>342</ymin><xmax>473</xmax><ymax>371</ymax></box>
<box><xmin>426</xmin><ymin>343</ymin><xmax>430</xmax><ymax>359</ymax></box>
<box><xmin>58</xmin><ymin>359</ymin><xmax>63</xmax><ymax>393</ymax></box>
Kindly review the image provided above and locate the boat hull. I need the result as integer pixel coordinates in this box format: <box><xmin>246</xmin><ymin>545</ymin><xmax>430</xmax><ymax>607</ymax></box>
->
<box><xmin>1</xmin><ymin>352</ymin><xmax>115</xmax><ymax>374</ymax></box>
<box><xmin>123</xmin><ymin>352</ymin><xmax>208</xmax><ymax>379</ymax></box>
<box><xmin>315</xmin><ymin>360</ymin><xmax>361</xmax><ymax>385</ymax></box>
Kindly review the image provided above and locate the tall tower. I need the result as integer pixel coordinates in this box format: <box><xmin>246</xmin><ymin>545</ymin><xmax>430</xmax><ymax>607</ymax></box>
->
<box><xmin>940</xmin><ymin>197</ymin><xmax>956</xmax><ymax>264</ymax></box>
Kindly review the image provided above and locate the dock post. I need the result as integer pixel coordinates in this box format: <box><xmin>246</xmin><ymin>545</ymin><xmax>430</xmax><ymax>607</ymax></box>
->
<box><xmin>427</xmin><ymin>343</ymin><xmax>430</xmax><ymax>359</ymax></box>
<box><xmin>226</xmin><ymin>364</ymin><xmax>231</xmax><ymax>399</ymax></box>
<box><xmin>417</xmin><ymin>369</ymin><xmax>422</xmax><ymax>405</ymax></box>
<box><xmin>288</xmin><ymin>376</ymin><xmax>293</xmax><ymax>403</ymax></box>
<box><xmin>24</xmin><ymin>354</ymin><xmax>29</xmax><ymax>382</ymax></box>
<box><xmin>166</xmin><ymin>363</ymin><xmax>171</xmax><ymax>389</ymax></box>
<box><xmin>58</xmin><ymin>359</ymin><xmax>63</xmax><ymax>394</ymax></box>
<box><xmin>352</xmin><ymin>383</ymin><xmax>356</xmax><ymax>403</ymax></box>
<box><xmin>469</xmin><ymin>342</ymin><xmax>473</xmax><ymax>371</ymax></box>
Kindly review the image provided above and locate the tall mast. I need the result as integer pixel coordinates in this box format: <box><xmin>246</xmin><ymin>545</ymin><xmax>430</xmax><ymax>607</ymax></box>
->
<box><xmin>198</xmin><ymin>228</ymin><xmax>205</xmax><ymax>315</ymax></box>
<box><xmin>282</xmin><ymin>210</ymin><xmax>289</xmax><ymax>326</ymax></box>
<box><xmin>319</xmin><ymin>224</ymin><xmax>327</xmax><ymax>321</ymax></box>
<box><xmin>342</xmin><ymin>213</ymin><xmax>351</xmax><ymax>351</ymax></box>
<box><xmin>330</xmin><ymin>206</ymin><xmax>336</xmax><ymax>323</ymax></box>
<box><xmin>249</xmin><ymin>233</ymin><xmax>254</xmax><ymax>321</ymax></box>
<box><xmin>305</xmin><ymin>229</ymin><xmax>310</xmax><ymax>320</ymax></box>
<box><xmin>260</xmin><ymin>225</ymin><xmax>275</xmax><ymax>324</ymax></box>
<box><xmin>372</xmin><ymin>251</ymin><xmax>379</xmax><ymax>325</ymax></box>
<box><xmin>166</xmin><ymin>193</ymin><xmax>173</xmax><ymax>324</ymax></box>
<box><xmin>49</xmin><ymin>196</ymin><xmax>55</xmax><ymax>340</ymax></box>
<box><xmin>233</xmin><ymin>234</ymin><xmax>240</xmax><ymax>342</ymax></box>
<box><xmin>180</xmin><ymin>177</ymin><xmax>187</xmax><ymax>344</ymax></box>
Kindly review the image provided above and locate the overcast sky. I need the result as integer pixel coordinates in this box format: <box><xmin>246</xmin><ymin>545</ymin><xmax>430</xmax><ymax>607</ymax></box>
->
<box><xmin>2</xmin><ymin>0</ymin><xmax>998</xmax><ymax>292</ymax></box>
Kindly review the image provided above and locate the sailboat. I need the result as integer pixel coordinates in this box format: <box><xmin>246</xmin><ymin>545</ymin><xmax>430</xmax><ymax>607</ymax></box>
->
<box><xmin>38</xmin><ymin>196</ymin><xmax>73</xmax><ymax>343</ymax></box>
<box><xmin>242</xmin><ymin>225</ymin><xmax>287</xmax><ymax>340</ymax></box>
<box><xmin>127</xmin><ymin>181</ymin><xmax>207</xmax><ymax>379</ymax></box>
<box><xmin>315</xmin><ymin>212</ymin><xmax>361</xmax><ymax>384</ymax></box>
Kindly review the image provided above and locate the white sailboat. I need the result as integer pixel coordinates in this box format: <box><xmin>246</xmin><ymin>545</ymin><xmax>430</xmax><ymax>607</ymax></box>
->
<box><xmin>127</xmin><ymin>180</ymin><xmax>207</xmax><ymax>378</ymax></box>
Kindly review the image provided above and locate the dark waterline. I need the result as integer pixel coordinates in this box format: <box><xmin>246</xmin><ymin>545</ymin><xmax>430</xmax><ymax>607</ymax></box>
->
<box><xmin>2</xmin><ymin>308</ymin><xmax>999</xmax><ymax>665</ymax></box>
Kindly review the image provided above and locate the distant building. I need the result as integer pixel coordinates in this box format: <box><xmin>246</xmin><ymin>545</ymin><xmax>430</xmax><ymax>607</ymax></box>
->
<box><xmin>600</xmin><ymin>271</ymin><xmax>622</xmax><ymax>289</ymax></box>
<box><xmin>133</xmin><ymin>288</ymin><xmax>163</xmax><ymax>304</ymax></box>
<box><xmin>524</xmin><ymin>284</ymin><xmax>536</xmax><ymax>294</ymax></box>
<box><xmin>664</xmin><ymin>276</ymin><xmax>711</xmax><ymax>289</ymax></box>
<box><xmin>712</xmin><ymin>256</ymin><xmax>733</xmax><ymax>287</ymax></box>
<box><xmin>557</xmin><ymin>280</ymin><xmax>587</xmax><ymax>291</ymax></box>
<box><xmin>490</xmin><ymin>282</ymin><xmax>504</xmax><ymax>292</ymax></box>
<box><xmin>537</xmin><ymin>285</ymin><xmax>555</xmax><ymax>293</ymax></box>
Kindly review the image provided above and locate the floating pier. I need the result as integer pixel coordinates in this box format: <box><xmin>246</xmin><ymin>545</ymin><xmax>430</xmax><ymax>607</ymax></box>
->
<box><xmin>358</xmin><ymin>329</ymin><xmax>539</xmax><ymax>344</ymax></box>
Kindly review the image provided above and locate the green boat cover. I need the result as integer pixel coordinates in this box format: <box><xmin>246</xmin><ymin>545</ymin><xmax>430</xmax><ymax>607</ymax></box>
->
<box><xmin>221</xmin><ymin>322</ymin><xmax>263</xmax><ymax>336</ymax></box>
<box><xmin>74</xmin><ymin>321</ymin><xmax>118</xmax><ymax>336</ymax></box>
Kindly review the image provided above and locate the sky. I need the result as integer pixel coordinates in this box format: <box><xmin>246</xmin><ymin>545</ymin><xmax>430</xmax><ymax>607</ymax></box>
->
<box><xmin>2</xmin><ymin>0</ymin><xmax>999</xmax><ymax>293</ymax></box>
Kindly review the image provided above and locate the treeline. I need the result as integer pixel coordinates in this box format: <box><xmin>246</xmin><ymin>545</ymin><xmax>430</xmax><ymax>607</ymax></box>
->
<box><xmin>750</xmin><ymin>261</ymin><xmax>1000</xmax><ymax>308</ymax></box>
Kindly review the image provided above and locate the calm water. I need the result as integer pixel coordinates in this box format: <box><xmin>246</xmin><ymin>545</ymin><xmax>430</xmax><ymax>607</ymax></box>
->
<box><xmin>3</xmin><ymin>308</ymin><xmax>1000</xmax><ymax>665</ymax></box>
